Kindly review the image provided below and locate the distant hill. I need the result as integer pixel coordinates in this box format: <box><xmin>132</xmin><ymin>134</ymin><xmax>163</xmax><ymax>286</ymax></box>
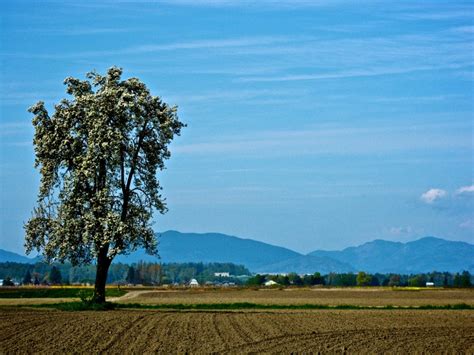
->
<box><xmin>115</xmin><ymin>230</ymin><xmax>301</xmax><ymax>271</ymax></box>
<box><xmin>309</xmin><ymin>237</ymin><xmax>474</xmax><ymax>273</ymax></box>
<box><xmin>3</xmin><ymin>233</ymin><xmax>472</xmax><ymax>274</ymax></box>
<box><xmin>0</xmin><ymin>249</ymin><xmax>36</xmax><ymax>264</ymax></box>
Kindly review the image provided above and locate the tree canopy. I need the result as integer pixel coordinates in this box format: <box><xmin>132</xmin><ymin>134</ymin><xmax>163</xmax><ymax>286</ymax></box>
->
<box><xmin>25</xmin><ymin>67</ymin><xmax>184</xmax><ymax>301</ymax></box>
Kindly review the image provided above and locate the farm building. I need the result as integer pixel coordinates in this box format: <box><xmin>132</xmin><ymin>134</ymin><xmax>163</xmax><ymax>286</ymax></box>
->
<box><xmin>265</xmin><ymin>280</ymin><xmax>278</xmax><ymax>286</ymax></box>
<box><xmin>189</xmin><ymin>279</ymin><xmax>199</xmax><ymax>287</ymax></box>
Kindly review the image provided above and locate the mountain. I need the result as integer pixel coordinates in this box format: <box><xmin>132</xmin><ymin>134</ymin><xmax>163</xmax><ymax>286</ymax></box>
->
<box><xmin>0</xmin><ymin>249</ymin><xmax>37</xmax><ymax>264</ymax></box>
<box><xmin>115</xmin><ymin>230</ymin><xmax>302</xmax><ymax>271</ymax></box>
<box><xmin>3</xmin><ymin>233</ymin><xmax>472</xmax><ymax>274</ymax></box>
<box><xmin>309</xmin><ymin>237</ymin><xmax>474</xmax><ymax>273</ymax></box>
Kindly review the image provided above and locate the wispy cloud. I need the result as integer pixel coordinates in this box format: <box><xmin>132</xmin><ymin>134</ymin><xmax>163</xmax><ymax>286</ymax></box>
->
<box><xmin>0</xmin><ymin>122</ymin><xmax>32</xmax><ymax>137</ymax></box>
<box><xmin>456</xmin><ymin>185</ymin><xmax>474</xmax><ymax>195</ymax></box>
<box><xmin>163</xmin><ymin>88</ymin><xmax>306</xmax><ymax>105</ymax></box>
<box><xmin>134</xmin><ymin>36</ymin><xmax>298</xmax><ymax>51</ymax></box>
<box><xmin>0</xmin><ymin>91</ymin><xmax>60</xmax><ymax>105</ymax></box>
<box><xmin>237</xmin><ymin>63</ymin><xmax>472</xmax><ymax>83</ymax></box>
<box><xmin>14</xmin><ymin>27</ymin><xmax>143</xmax><ymax>36</ymax></box>
<box><xmin>174</xmin><ymin>121</ymin><xmax>471</xmax><ymax>157</ymax></box>
<box><xmin>459</xmin><ymin>219</ymin><xmax>474</xmax><ymax>229</ymax></box>
<box><xmin>148</xmin><ymin>0</ymin><xmax>356</xmax><ymax>8</ymax></box>
<box><xmin>0</xmin><ymin>35</ymin><xmax>298</xmax><ymax>60</ymax></box>
<box><xmin>395</xmin><ymin>10</ymin><xmax>474</xmax><ymax>21</ymax></box>
<box><xmin>450</xmin><ymin>26</ymin><xmax>474</xmax><ymax>34</ymax></box>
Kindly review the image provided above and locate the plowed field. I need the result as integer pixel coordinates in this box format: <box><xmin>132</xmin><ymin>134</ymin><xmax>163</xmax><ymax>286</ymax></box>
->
<box><xmin>119</xmin><ymin>288</ymin><xmax>474</xmax><ymax>307</ymax></box>
<box><xmin>1</xmin><ymin>308</ymin><xmax>473</xmax><ymax>353</ymax></box>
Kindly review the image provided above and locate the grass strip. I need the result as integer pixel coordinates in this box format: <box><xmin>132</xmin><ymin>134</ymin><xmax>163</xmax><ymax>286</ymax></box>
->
<box><xmin>0</xmin><ymin>288</ymin><xmax>126</xmax><ymax>298</ymax></box>
<box><xmin>25</xmin><ymin>302</ymin><xmax>474</xmax><ymax>311</ymax></box>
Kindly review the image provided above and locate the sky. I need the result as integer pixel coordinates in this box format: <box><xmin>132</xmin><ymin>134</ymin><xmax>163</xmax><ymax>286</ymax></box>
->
<box><xmin>0</xmin><ymin>0</ymin><xmax>473</xmax><ymax>255</ymax></box>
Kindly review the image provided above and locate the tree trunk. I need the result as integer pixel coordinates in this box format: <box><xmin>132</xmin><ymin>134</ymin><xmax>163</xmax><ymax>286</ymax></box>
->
<box><xmin>93</xmin><ymin>247</ymin><xmax>112</xmax><ymax>303</ymax></box>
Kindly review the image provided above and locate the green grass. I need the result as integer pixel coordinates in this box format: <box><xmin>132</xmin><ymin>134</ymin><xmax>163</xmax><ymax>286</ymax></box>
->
<box><xmin>25</xmin><ymin>302</ymin><xmax>474</xmax><ymax>312</ymax></box>
<box><xmin>0</xmin><ymin>287</ymin><xmax>126</xmax><ymax>299</ymax></box>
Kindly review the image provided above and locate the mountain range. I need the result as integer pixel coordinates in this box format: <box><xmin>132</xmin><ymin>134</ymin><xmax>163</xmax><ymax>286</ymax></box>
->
<box><xmin>1</xmin><ymin>231</ymin><xmax>473</xmax><ymax>274</ymax></box>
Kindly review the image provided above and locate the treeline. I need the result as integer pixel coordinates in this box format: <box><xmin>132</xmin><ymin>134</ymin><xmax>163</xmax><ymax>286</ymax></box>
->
<box><xmin>0</xmin><ymin>261</ymin><xmax>250</xmax><ymax>286</ymax></box>
<box><xmin>2</xmin><ymin>262</ymin><xmax>472</xmax><ymax>288</ymax></box>
<box><xmin>126</xmin><ymin>262</ymin><xmax>249</xmax><ymax>285</ymax></box>
<box><xmin>247</xmin><ymin>271</ymin><xmax>473</xmax><ymax>287</ymax></box>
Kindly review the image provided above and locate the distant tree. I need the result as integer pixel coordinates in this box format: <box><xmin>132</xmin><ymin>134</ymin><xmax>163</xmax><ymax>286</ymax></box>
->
<box><xmin>126</xmin><ymin>266</ymin><xmax>137</xmax><ymax>285</ymax></box>
<box><xmin>461</xmin><ymin>271</ymin><xmax>472</xmax><ymax>287</ymax></box>
<box><xmin>356</xmin><ymin>272</ymin><xmax>372</xmax><ymax>286</ymax></box>
<box><xmin>443</xmin><ymin>273</ymin><xmax>450</xmax><ymax>287</ymax></box>
<box><xmin>25</xmin><ymin>67</ymin><xmax>185</xmax><ymax>303</ymax></box>
<box><xmin>312</xmin><ymin>272</ymin><xmax>325</xmax><ymax>285</ymax></box>
<box><xmin>388</xmin><ymin>274</ymin><xmax>401</xmax><ymax>287</ymax></box>
<box><xmin>22</xmin><ymin>269</ymin><xmax>32</xmax><ymax>285</ymax></box>
<box><xmin>2</xmin><ymin>277</ymin><xmax>14</xmax><ymax>286</ymax></box>
<box><xmin>329</xmin><ymin>273</ymin><xmax>357</xmax><ymax>287</ymax></box>
<box><xmin>369</xmin><ymin>275</ymin><xmax>380</xmax><ymax>286</ymax></box>
<box><xmin>247</xmin><ymin>274</ymin><xmax>266</xmax><ymax>286</ymax></box>
<box><xmin>275</xmin><ymin>274</ymin><xmax>290</xmax><ymax>286</ymax></box>
<box><xmin>288</xmin><ymin>273</ymin><xmax>303</xmax><ymax>286</ymax></box>
<box><xmin>49</xmin><ymin>266</ymin><xmax>62</xmax><ymax>285</ymax></box>
<box><xmin>453</xmin><ymin>271</ymin><xmax>472</xmax><ymax>288</ymax></box>
<box><xmin>302</xmin><ymin>274</ymin><xmax>311</xmax><ymax>286</ymax></box>
<box><xmin>408</xmin><ymin>274</ymin><xmax>426</xmax><ymax>287</ymax></box>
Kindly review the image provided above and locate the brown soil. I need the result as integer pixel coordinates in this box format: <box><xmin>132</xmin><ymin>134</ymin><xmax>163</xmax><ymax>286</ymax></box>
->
<box><xmin>120</xmin><ymin>287</ymin><xmax>474</xmax><ymax>306</ymax></box>
<box><xmin>1</xmin><ymin>308</ymin><xmax>473</xmax><ymax>353</ymax></box>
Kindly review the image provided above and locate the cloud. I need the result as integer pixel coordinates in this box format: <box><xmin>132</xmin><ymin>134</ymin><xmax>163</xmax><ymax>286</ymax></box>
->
<box><xmin>456</xmin><ymin>185</ymin><xmax>474</xmax><ymax>195</ymax></box>
<box><xmin>150</xmin><ymin>0</ymin><xmax>355</xmax><ymax>8</ymax></box>
<box><xmin>2</xmin><ymin>35</ymin><xmax>299</xmax><ymax>60</ymax></box>
<box><xmin>237</xmin><ymin>63</ymin><xmax>471</xmax><ymax>83</ymax></box>
<box><xmin>395</xmin><ymin>10</ymin><xmax>474</xmax><ymax>21</ymax></box>
<box><xmin>14</xmin><ymin>27</ymin><xmax>142</xmax><ymax>36</ymax></box>
<box><xmin>0</xmin><ymin>122</ymin><xmax>32</xmax><ymax>136</ymax></box>
<box><xmin>459</xmin><ymin>219</ymin><xmax>474</xmax><ymax>229</ymax></box>
<box><xmin>420</xmin><ymin>188</ymin><xmax>447</xmax><ymax>204</ymax></box>
<box><xmin>173</xmin><ymin>120</ymin><xmax>471</xmax><ymax>157</ymax></box>
<box><xmin>450</xmin><ymin>26</ymin><xmax>474</xmax><ymax>34</ymax></box>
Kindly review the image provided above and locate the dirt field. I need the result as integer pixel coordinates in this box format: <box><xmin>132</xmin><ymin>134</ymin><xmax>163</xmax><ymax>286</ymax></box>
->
<box><xmin>117</xmin><ymin>287</ymin><xmax>474</xmax><ymax>307</ymax></box>
<box><xmin>1</xmin><ymin>307</ymin><xmax>473</xmax><ymax>353</ymax></box>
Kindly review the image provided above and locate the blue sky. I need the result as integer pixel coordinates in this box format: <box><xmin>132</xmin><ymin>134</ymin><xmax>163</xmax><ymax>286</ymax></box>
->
<box><xmin>1</xmin><ymin>0</ymin><xmax>473</xmax><ymax>255</ymax></box>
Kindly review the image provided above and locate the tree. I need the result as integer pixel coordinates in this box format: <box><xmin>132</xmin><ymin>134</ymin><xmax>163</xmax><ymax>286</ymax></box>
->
<box><xmin>287</xmin><ymin>272</ymin><xmax>303</xmax><ymax>286</ymax></box>
<box><xmin>25</xmin><ymin>67</ymin><xmax>185</xmax><ymax>303</ymax></box>
<box><xmin>460</xmin><ymin>271</ymin><xmax>472</xmax><ymax>287</ymax></box>
<box><xmin>312</xmin><ymin>272</ymin><xmax>325</xmax><ymax>285</ymax></box>
<box><xmin>49</xmin><ymin>266</ymin><xmax>62</xmax><ymax>285</ymax></box>
<box><xmin>388</xmin><ymin>274</ymin><xmax>401</xmax><ymax>287</ymax></box>
<box><xmin>408</xmin><ymin>274</ymin><xmax>426</xmax><ymax>287</ymax></box>
<box><xmin>2</xmin><ymin>277</ymin><xmax>14</xmax><ymax>286</ymax></box>
<box><xmin>453</xmin><ymin>271</ymin><xmax>472</xmax><ymax>288</ymax></box>
<box><xmin>247</xmin><ymin>274</ymin><xmax>266</xmax><ymax>286</ymax></box>
<box><xmin>356</xmin><ymin>271</ymin><xmax>372</xmax><ymax>286</ymax></box>
<box><xmin>126</xmin><ymin>266</ymin><xmax>137</xmax><ymax>285</ymax></box>
<box><xmin>22</xmin><ymin>269</ymin><xmax>32</xmax><ymax>285</ymax></box>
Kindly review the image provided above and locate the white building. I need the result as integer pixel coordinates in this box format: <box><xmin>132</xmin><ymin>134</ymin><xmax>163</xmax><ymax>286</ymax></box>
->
<box><xmin>264</xmin><ymin>280</ymin><xmax>278</xmax><ymax>286</ymax></box>
<box><xmin>189</xmin><ymin>278</ymin><xmax>199</xmax><ymax>287</ymax></box>
<box><xmin>426</xmin><ymin>282</ymin><xmax>435</xmax><ymax>287</ymax></box>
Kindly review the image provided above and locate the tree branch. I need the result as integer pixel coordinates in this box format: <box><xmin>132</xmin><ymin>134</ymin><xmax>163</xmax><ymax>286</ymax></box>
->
<box><xmin>121</xmin><ymin>121</ymin><xmax>148</xmax><ymax>221</ymax></box>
